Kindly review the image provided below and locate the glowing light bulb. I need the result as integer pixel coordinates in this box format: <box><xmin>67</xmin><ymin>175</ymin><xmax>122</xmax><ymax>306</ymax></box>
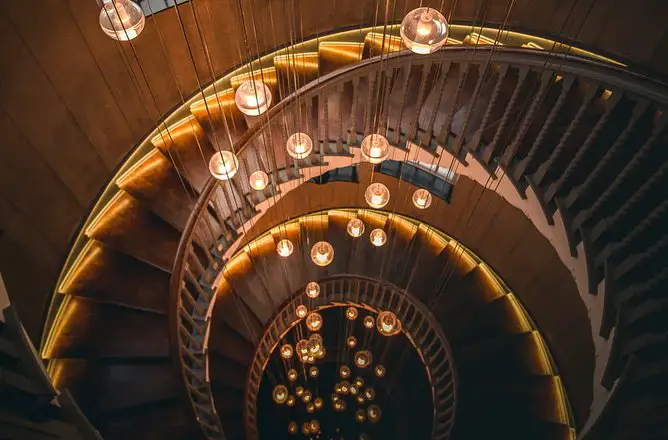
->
<box><xmin>361</xmin><ymin>133</ymin><xmax>391</xmax><ymax>163</ymax></box>
<box><xmin>364</xmin><ymin>388</ymin><xmax>375</xmax><ymax>400</ymax></box>
<box><xmin>305</xmin><ymin>281</ymin><xmax>320</xmax><ymax>298</ymax></box>
<box><xmin>354</xmin><ymin>350</ymin><xmax>372</xmax><ymax>368</ymax></box>
<box><xmin>208</xmin><ymin>151</ymin><xmax>239</xmax><ymax>181</ymax></box>
<box><xmin>400</xmin><ymin>7</ymin><xmax>449</xmax><ymax>54</ymax></box>
<box><xmin>340</xmin><ymin>381</ymin><xmax>351</xmax><ymax>394</ymax></box>
<box><xmin>377</xmin><ymin>310</ymin><xmax>402</xmax><ymax>336</ymax></box>
<box><xmin>340</xmin><ymin>365</ymin><xmax>351</xmax><ymax>378</ymax></box>
<box><xmin>367</xmin><ymin>404</ymin><xmax>382</xmax><ymax>422</ymax></box>
<box><xmin>286</xmin><ymin>132</ymin><xmax>313</xmax><ymax>159</ymax></box>
<box><xmin>347</xmin><ymin>336</ymin><xmax>357</xmax><ymax>348</ymax></box>
<box><xmin>249</xmin><ymin>170</ymin><xmax>269</xmax><ymax>191</ymax></box>
<box><xmin>365</xmin><ymin>182</ymin><xmax>390</xmax><ymax>208</ymax></box>
<box><xmin>288</xmin><ymin>421</ymin><xmax>298</xmax><ymax>434</ymax></box>
<box><xmin>354</xmin><ymin>377</ymin><xmax>364</xmax><ymax>388</ymax></box>
<box><xmin>301</xmin><ymin>422</ymin><xmax>310</xmax><ymax>435</ymax></box>
<box><xmin>350</xmin><ymin>384</ymin><xmax>359</xmax><ymax>395</ymax></box>
<box><xmin>295</xmin><ymin>386</ymin><xmax>304</xmax><ymax>397</ymax></box>
<box><xmin>276</xmin><ymin>239</ymin><xmax>294</xmax><ymax>257</ymax></box>
<box><xmin>309</xmin><ymin>366</ymin><xmax>319</xmax><ymax>378</ymax></box>
<box><xmin>310</xmin><ymin>241</ymin><xmax>334</xmax><ymax>267</ymax></box>
<box><xmin>273</xmin><ymin>384</ymin><xmax>288</xmax><ymax>404</ymax></box>
<box><xmin>309</xmin><ymin>420</ymin><xmax>320</xmax><ymax>433</ymax></box>
<box><xmin>296</xmin><ymin>305</ymin><xmax>308</xmax><ymax>319</ymax></box>
<box><xmin>314</xmin><ymin>397</ymin><xmax>323</xmax><ymax>409</ymax></box>
<box><xmin>363</xmin><ymin>315</ymin><xmax>375</xmax><ymax>329</ymax></box>
<box><xmin>357</xmin><ymin>395</ymin><xmax>365</xmax><ymax>404</ymax></box>
<box><xmin>306</xmin><ymin>312</ymin><xmax>323</xmax><ymax>331</ymax></box>
<box><xmin>302</xmin><ymin>390</ymin><xmax>313</xmax><ymax>403</ymax></box>
<box><xmin>347</xmin><ymin>218</ymin><xmax>365</xmax><ymax>237</ymax></box>
<box><xmin>356</xmin><ymin>409</ymin><xmax>366</xmax><ymax>423</ymax></box>
<box><xmin>280</xmin><ymin>344</ymin><xmax>294</xmax><ymax>359</ymax></box>
<box><xmin>288</xmin><ymin>369</ymin><xmax>298</xmax><ymax>382</ymax></box>
<box><xmin>286</xmin><ymin>395</ymin><xmax>296</xmax><ymax>407</ymax></box>
<box><xmin>370</xmin><ymin>229</ymin><xmax>387</xmax><ymax>247</ymax></box>
<box><xmin>375</xmin><ymin>365</ymin><xmax>386</xmax><ymax>377</ymax></box>
<box><xmin>346</xmin><ymin>307</ymin><xmax>358</xmax><ymax>320</ymax></box>
<box><xmin>235</xmin><ymin>80</ymin><xmax>272</xmax><ymax>116</ymax></box>
<box><xmin>99</xmin><ymin>0</ymin><xmax>145</xmax><ymax>41</ymax></box>
<box><xmin>308</xmin><ymin>334</ymin><xmax>323</xmax><ymax>354</ymax></box>
<box><xmin>306</xmin><ymin>402</ymin><xmax>315</xmax><ymax>413</ymax></box>
<box><xmin>412</xmin><ymin>188</ymin><xmax>432</xmax><ymax>209</ymax></box>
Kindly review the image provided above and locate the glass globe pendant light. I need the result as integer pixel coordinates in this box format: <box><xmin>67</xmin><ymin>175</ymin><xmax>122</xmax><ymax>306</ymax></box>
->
<box><xmin>377</xmin><ymin>310</ymin><xmax>402</xmax><ymax>336</ymax></box>
<box><xmin>363</xmin><ymin>315</ymin><xmax>375</xmax><ymax>329</ymax></box>
<box><xmin>347</xmin><ymin>218</ymin><xmax>365</xmax><ymax>237</ymax></box>
<box><xmin>249</xmin><ymin>170</ymin><xmax>269</xmax><ymax>191</ymax></box>
<box><xmin>277</xmin><ymin>239</ymin><xmax>294</xmax><ymax>257</ymax></box>
<box><xmin>375</xmin><ymin>364</ymin><xmax>386</xmax><ymax>377</ymax></box>
<box><xmin>364</xmin><ymin>387</ymin><xmax>376</xmax><ymax>400</ymax></box>
<box><xmin>280</xmin><ymin>343</ymin><xmax>294</xmax><ymax>359</ymax></box>
<box><xmin>99</xmin><ymin>0</ymin><xmax>145</xmax><ymax>41</ymax></box>
<box><xmin>273</xmin><ymin>384</ymin><xmax>288</xmax><ymax>404</ymax></box>
<box><xmin>370</xmin><ymin>229</ymin><xmax>387</xmax><ymax>247</ymax></box>
<box><xmin>309</xmin><ymin>366</ymin><xmax>319</xmax><ymax>378</ymax></box>
<box><xmin>356</xmin><ymin>409</ymin><xmax>366</xmax><ymax>423</ymax></box>
<box><xmin>286</xmin><ymin>132</ymin><xmax>314</xmax><ymax>159</ymax></box>
<box><xmin>367</xmin><ymin>405</ymin><xmax>382</xmax><ymax>423</ymax></box>
<box><xmin>311</xmin><ymin>241</ymin><xmax>334</xmax><ymax>266</ymax></box>
<box><xmin>412</xmin><ymin>188</ymin><xmax>433</xmax><ymax>209</ymax></box>
<box><xmin>305</xmin><ymin>281</ymin><xmax>320</xmax><ymax>298</ymax></box>
<box><xmin>400</xmin><ymin>7</ymin><xmax>449</xmax><ymax>54</ymax></box>
<box><xmin>288</xmin><ymin>421</ymin><xmax>298</xmax><ymax>434</ymax></box>
<box><xmin>314</xmin><ymin>397</ymin><xmax>323</xmax><ymax>410</ymax></box>
<box><xmin>306</xmin><ymin>312</ymin><xmax>323</xmax><ymax>331</ymax></box>
<box><xmin>340</xmin><ymin>365</ymin><xmax>351</xmax><ymax>378</ymax></box>
<box><xmin>346</xmin><ymin>336</ymin><xmax>357</xmax><ymax>348</ymax></box>
<box><xmin>360</xmin><ymin>133</ymin><xmax>391</xmax><ymax>163</ymax></box>
<box><xmin>365</xmin><ymin>182</ymin><xmax>390</xmax><ymax>208</ymax></box>
<box><xmin>354</xmin><ymin>350</ymin><xmax>372</xmax><ymax>368</ymax></box>
<box><xmin>346</xmin><ymin>307</ymin><xmax>358</xmax><ymax>320</ymax></box>
<box><xmin>209</xmin><ymin>151</ymin><xmax>239</xmax><ymax>181</ymax></box>
<box><xmin>287</xmin><ymin>369</ymin><xmax>298</xmax><ymax>382</ymax></box>
<box><xmin>286</xmin><ymin>395</ymin><xmax>296</xmax><ymax>407</ymax></box>
<box><xmin>296</xmin><ymin>305</ymin><xmax>308</xmax><ymax>319</ymax></box>
<box><xmin>235</xmin><ymin>80</ymin><xmax>272</xmax><ymax>116</ymax></box>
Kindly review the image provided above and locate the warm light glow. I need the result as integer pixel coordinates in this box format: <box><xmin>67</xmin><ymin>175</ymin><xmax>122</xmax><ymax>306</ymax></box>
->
<box><xmin>310</xmin><ymin>241</ymin><xmax>335</xmax><ymax>267</ymax></box>
<box><xmin>367</xmin><ymin>405</ymin><xmax>382</xmax><ymax>422</ymax></box>
<box><xmin>412</xmin><ymin>188</ymin><xmax>433</xmax><ymax>209</ymax></box>
<box><xmin>288</xmin><ymin>421</ymin><xmax>298</xmax><ymax>434</ymax></box>
<box><xmin>356</xmin><ymin>409</ymin><xmax>366</xmax><ymax>423</ymax></box>
<box><xmin>360</xmin><ymin>133</ymin><xmax>391</xmax><ymax>164</ymax></box>
<box><xmin>347</xmin><ymin>336</ymin><xmax>357</xmax><ymax>348</ymax></box>
<box><xmin>377</xmin><ymin>310</ymin><xmax>402</xmax><ymax>336</ymax></box>
<box><xmin>276</xmin><ymin>238</ymin><xmax>294</xmax><ymax>257</ymax></box>
<box><xmin>301</xmin><ymin>422</ymin><xmax>310</xmax><ymax>435</ymax></box>
<box><xmin>334</xmin><ymin>399</ymin><xmax>346</xmax><ymax>412</ymax></box>
<box><xmin>296</xmin><ymin>305</ymin><xmax>308</xmax><ymax>319</ymax></box>
<box><xmin>286</xmin><ymin>132</ymin><xmax>314</xmax><ymax>159</ymax></box>
<box><xmin>302</xmin><ymin>390</ymin><xmax>313</xmax><ymax>403</ymax></box>
<box><xmin>286</xmin><ymin>395</ymin><xmax>296</xmax><ymax>407</ymax></box>
<box><xmin>235</xmin><ymin>80</ymin><xmax>272</xmax><ymax>116</ymax></box>
<box><xmin>347</xmin><ymin>218</ymin><xmax>365</xmax><ymax>237</ymax></box>
<box><xmin>99</xmin><ymin>0</ymin><xmax>145</xmax><ymax>41</ymax></box>
<box><xmin>363</xmin><ymin>315</ymin><xmax>375</xmax><ymax>329</ymax></box>
<box><xmin>314</xmin><ymin>397</ymin><xmax>323</xmax><ymax>409</ymax></box>
<box><xmin>357</xmin><ymin>395</ymin><xmax>365</xmax><ymax>404</ymax></box>
<box><xmin>365</xmin><ymin>182</ymin><xmax>390</xmax><ymax>208</ymax></box>
<box><xmin>309</xmin><ymin>366</ymin><xmax>319</xmax><ymax>378</ymax></box>
<box><xmin>288</xmin><ymin>369</ymin><xmax>298</xmax><ymax>382</ymax></box>
<box><xmin>375</xmin><ymin>365</ymin><xmax>386</xmax><ymax>377</ymax></box>
<box><xmin>249</xmin><ymin>170</ymin><xmax>269</xmax><ymax>190</ymax></box>
<box><xmin>280</xmin><ymin>344</ymin><xmax>294</xmax><ymax>359</ymax></box>
<box><xmin>273</xmin><ymin>384</ymin><xmax>288</xmax><ymax>404</ymax></box>
<box><xmin>354</xmin><ymin>350</ymin><xmax>372</xmax><ymax>368</ymax></box>
<box><xmin>296</xmin><ymin>386</ymin><xmax>304</xmax><ymax>397</ymax></box>
<box><xmin>350</xmin><ymin>384</ymin><xmax>359</xmax><ymax>395</ymax></box>
<box><xmin>315</xmin><ymin>347</ymin><xmax>326</xmax><ymax>359</ymax></box>
<box><xmin>308</xmin><ymin>334</ymin><xmax>322</xmax><ymax>355</ymax></box>
<box><xmin>306</xmin><ymin>402</ymin><xmax>315</xmax><ymax>413</ymax></box>
<box><xmin>208</xmin><ymin>151</ymin><xmax>239</xmax><ymax>181</ymax></box>
<box><xmin>309</xmin><ymin>420</ymin><xmax>320</xmax><ymax>433</ymax></box>
<box><xmin>340</xmin><ymin>365</ymin><xmax>351</xmax><ymax>378</ymax></box>
<box><xmin>354</xmin><ymin>377</ymin><xmax>364</xmax><ymax>387</ymax></box>
<box><xmin>340</xmin><ymin>381</ymin><xmax>351</xmax><ymax>394</ymax></box>
<box><xmin>305</xmin><ymin>281</ymin><xmax>321</xmax><ymax>298</ymax></box>
<box><xmin>346</xmin><ymin>307</ymin><xmax>358</xmax><ymax>320</ymax></box>
<box><xmin>306</xmin><ymin>312</ymin><xmax>323</xmax><ymax>331</ymax></box>
<box><xmin>400</xmin><ymin>7</ymin><xmax>449</xmax><ymax>54</ymax></box>
<box><xmin>364</xmin><ymin>388</ymin><xmax>376</xmax><ymax>400</ymax></box>
<box><xmin>370</xmin><ymin>229</ymin><xmax>387</xmax><ymax>247</ymax></box>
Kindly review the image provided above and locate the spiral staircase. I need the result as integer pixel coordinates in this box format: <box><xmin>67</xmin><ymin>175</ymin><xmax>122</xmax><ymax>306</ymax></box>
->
<box><xmin>40</xmin><ymin>22</ymin><xmax>668</xmax><ymax>440</ymax></box>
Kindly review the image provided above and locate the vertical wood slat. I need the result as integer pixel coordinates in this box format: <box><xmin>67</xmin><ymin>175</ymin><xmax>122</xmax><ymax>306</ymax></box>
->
<box><xmin>501</xmin><ymin>70</ymin><xmax>553</xmax><ymax>167</ymax></box>
<box><xmin>472</xmin><ymin>63</ymin><xmax>509</xmax><ymax>156</ymax></box>
<box><xmin>513</xmin><ymin>74</ymin><xmax>576</xmax><ymax>181</ymax></box>
<box><xmin>543</xmin><ymin>90</ymin><xmax>623</xmax><ymax>202</ymax></box>
<box><xmin>421</xmin><ymin>61</ymin><xmax>452</xmax><ymax>148</ymax></box>
<box><xmin>481</xmin><ymin>66</ymin><xmax>529</xmax><ymax>164</ymax></box>
<box><xmin>409</xmin><ymin>61</ymin><xmax>433</xmax><ymax>142</ymax></box>
<box><xmin>347</xmin><ymin>76</ymin><xmax>361</xmax><ymax>146</ymax></box>
<box><xmin>437</xmin><ymin>62</ymin><xmax>470</xmax><ymax>150</ymax></box>
<box><xmin>533</xmin><ymin>83</ymin><xmax>599</xmax><ymax>186</ymax></box>
<box><xmin>364</xmin><ymin>71</ymin><xmax>378</xmax><ymax>137</ymax></box>
<box><xmin>393</xmin><ymin>62</ymin><xmax>413</xmax><ymax>145</ymax></box>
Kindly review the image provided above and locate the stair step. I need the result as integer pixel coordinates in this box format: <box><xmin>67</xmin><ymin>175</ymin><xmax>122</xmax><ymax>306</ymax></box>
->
<box><xmin>318</xmin><ymin>41</ymin><xmax>363</xmax><ymax>75</ymax></box>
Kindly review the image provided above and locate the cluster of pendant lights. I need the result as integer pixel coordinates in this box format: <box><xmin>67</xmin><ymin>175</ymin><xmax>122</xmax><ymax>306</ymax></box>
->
<box><xmin>278</xmin><ymin>295</ymin><xmax>397</xmax><ymax>435</ymax></box>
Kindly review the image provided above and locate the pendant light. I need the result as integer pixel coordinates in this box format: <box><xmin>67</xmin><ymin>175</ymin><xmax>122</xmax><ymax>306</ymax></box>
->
<box><xmin>209</xmin><ymin>151</ymin><xmax>239</xmax><ymax>181</ymax></box>
<box><xmin>365</xmin><ymin>182</ymin><xmax>390</xmax><ymax>208</ymax></box>
<box><xmin>310</xmin><ymin>241</ymin><xmax>334</xmax><ymax>266</ymax></box>
<box><xmin>360</xmin><ymin>133</ymin><xmax>391</xmax><ymax>163</ymax></box>
<box><xmin>400</xmin><ymin>7</ymin><xmax>449</xmax><ymax>54</ymax></box>
<box><xmin>249</xmin><ymin>170</ymin><xmax>269</xmax><ymax>190</ymax></box>
<box><xmin>412</xmin><ymin>188</ymin><xmax>432</xmax><ymax>209</ymax></box>
<box><xmin>286</xmin><ymin>132</ymin><xmax>314</xmax><ymax>159</ymax></box>
<box><xmin>370</xmin><ymin>229</ymin><xmax>387</xmax><ymax>247</ymax></box>
<box><xmin>235</xmin><ymin>80</ymin><xmax>272</xmax><ymax>116</ymax></box>
<box><xmin>276</xmin><ymin>239</ymin><xmax>294</xmax><ymax>257</ymax></box>
<box><xmin>99</xmin><ymin>0</ymin><xmax>145</xmax><ymax>41</ymax></box>
<box><xmin>347</xmin><ymin>218</ymin><xmax>365</xmax><ymax>237</ymax></box>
